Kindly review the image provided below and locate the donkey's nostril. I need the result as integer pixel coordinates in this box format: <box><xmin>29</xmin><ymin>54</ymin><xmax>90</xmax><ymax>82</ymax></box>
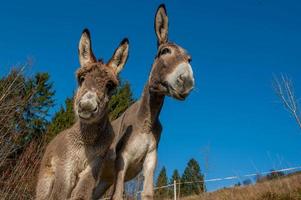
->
<box><xmin>79</xmin><ymin>101</ymin><xmax>86</xmax><ymax>110</ymax></box>
<box><xmin>177</xmin><ymin>75</ymin><xmax>184</xmax><ymax>84</ymax></box>
<box><xmin>93</xmin><ymin>106</ymin><xmax>98</xmax><ymax>112</ymax></box>
<box><xmin>78</xmin><ymin>101</ymin><xmax>95</xmax><ymax>112</ymax></box>
<box><xmin>179</xmin><ymin>74</ymin><xmax>184</xmax><ymax>81</ymax></box>
<box><xmin>87</xmin><ymin>93</ymin><xmax>94</xmax><ymax>99</ymax></box>
<box><xmin>79</xmin><ymin>101</ymin><xmax>83</xmax><ymax>109</ymax></box>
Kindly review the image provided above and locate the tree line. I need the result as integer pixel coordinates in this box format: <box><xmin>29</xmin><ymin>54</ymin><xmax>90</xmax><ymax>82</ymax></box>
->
<box><xmin>155</xmin><ymin>158</ymin><xmax>206</xmax><ymax>199</ymax></box>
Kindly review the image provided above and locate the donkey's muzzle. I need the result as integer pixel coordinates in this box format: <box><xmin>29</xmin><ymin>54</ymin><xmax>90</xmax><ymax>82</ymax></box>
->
<box><xmin>78</xmin><ymin>101</ymin><xmax>98</xmax><ymax>113</ymax></box>
<box><xmin>176</xmin><ymin>73</ymin><xmax>194</xmax><ymax>94</ymax></box>
<box><xmin>77</xmin><ymin>91</ymin><xmax>99</xmax><ymax>119</ymax></box>
<box><xmin>166</xmin><ymin>62</ymin><xmax>195</xmax><ymax>100</ymax></box>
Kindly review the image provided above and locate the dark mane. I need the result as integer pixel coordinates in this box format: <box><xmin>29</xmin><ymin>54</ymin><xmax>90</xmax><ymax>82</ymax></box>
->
<box><xmin>76</xmin><ymin>61</ymin><xmax>104</xmax><ymax>78</ymax></box>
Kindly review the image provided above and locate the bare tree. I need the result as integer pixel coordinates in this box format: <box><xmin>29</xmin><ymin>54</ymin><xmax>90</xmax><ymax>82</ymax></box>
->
<box><xmin>273</xmin><ymin>74</ymin><xmax>301</xmax><ymax>130</ymax></box>
<box><xmin>0</xmin><ymin>64</ymin><xmax>42</xmax><ymax>200</ymax></box>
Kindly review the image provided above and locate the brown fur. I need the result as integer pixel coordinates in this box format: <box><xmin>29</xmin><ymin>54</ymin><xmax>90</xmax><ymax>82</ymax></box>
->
<box><xmin>35</xmin><ymin>29</ymin><xmax>129</xmax><ymax>200</ymax></box>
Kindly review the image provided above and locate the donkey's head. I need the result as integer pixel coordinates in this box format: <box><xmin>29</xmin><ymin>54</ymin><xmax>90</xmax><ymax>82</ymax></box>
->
<box><xmin>149</xmin><ymin>4</ymin><xmax>194</xmax><ymax>100</ymax></box>
<box><xmin>74</xmin><ymin>29</ymin><xmax>129</xmax><ymax>124</ymax></box>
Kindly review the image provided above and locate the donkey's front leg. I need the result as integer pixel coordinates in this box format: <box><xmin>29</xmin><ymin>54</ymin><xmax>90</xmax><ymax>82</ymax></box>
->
<box><xmin>35</xmin><ymin>168</ymin><xmax>55</xmax><ymax>200</ymax></box>
<box><xmin>70</xmin><ymin>159</ymin><xmax>101</xmax><ymax>200</ymax></box>
<box><xmin>141</xmin><ymin>149</ymin><xmax>157</xmax><ymax>200</ymax></box>
<box><xmin>50</xmin><ymin>167</ymin><xmax>77</xmax><ymax>200</ymax></box>
<box><xmin>111</xmin><ymin>156</ymin><xmax>128</xmax><ymax>200</ymax></box>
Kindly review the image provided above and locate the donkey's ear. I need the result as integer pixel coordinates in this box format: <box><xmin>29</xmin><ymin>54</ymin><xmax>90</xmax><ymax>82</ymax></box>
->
<box><xmin>155</xmin><ymin>4</ymin><xmax>168</xmax><ymax>45</ymax></box>
<box><xmin>108</xmin><ymin>38</ymin><xmax>129</xmax><ymax>74</ymax></box>
<box><xmin>78</xmin><ymin>29</ymin><xmax>96</xmax><ymax>67</ymax></box>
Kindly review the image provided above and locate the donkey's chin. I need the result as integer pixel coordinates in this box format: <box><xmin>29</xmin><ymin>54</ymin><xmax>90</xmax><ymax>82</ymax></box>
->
<box><xmin>169</xmin><ymin>91</ymin><xmax>188</xmax><ymax>101</ymax></box>
<box><xmin>166</xmin><ymin>85</ymin><xmax>191</xmax><ymax>101</ymax></box>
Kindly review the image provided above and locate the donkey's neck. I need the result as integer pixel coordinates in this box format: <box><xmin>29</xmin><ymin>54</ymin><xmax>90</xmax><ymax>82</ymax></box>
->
<box><xmin>138</xmin><ymin>83</ymin><xmax>165</xmax><ymax>129</ymax></box>
<box><xmin>75</xmin><ymin>115</ymin><xmax>110</xmax><ymax>145</ymax></box>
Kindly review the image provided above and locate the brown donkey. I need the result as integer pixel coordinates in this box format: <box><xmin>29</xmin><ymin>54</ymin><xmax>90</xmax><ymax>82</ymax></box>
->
<box><xmin>91</xmin><ymin>4</ymin><xmax>195</xmax><ymax>200</ymax></box>
<box><xmin>35</xmin><ymin>29</ymin><xmax>129</xmax><ymax>200</ymax></box>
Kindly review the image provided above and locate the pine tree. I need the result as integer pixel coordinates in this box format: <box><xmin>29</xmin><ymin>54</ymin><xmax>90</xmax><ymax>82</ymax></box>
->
<box><xmin>0</xmin><ymin>70</ymin><xmax>55</xmax><ymax>145</ymax></box>
<box><xmin>0</xmin><ymin>69</ymin><xmax>28</xmax><ymax>138</ymax></box>
<box><xmin>108</xmin><ymin>81</ymin><xmax>134</xmax><ymax>121</ymax></box>
<box><xmin>170</xmin><ymin>169</ymin><xmax>181</xmax><ymax>183</ymax></box>
<box><xmin>0</xmin><ymin>69</ymin><xmax>30</xmax><ymax>159</ymax></box>
<box><xmin>181</xmin><ymin>158</ymin><xmax>205</xmax><ymax>196</ymax></box>
<box><xmin>169</xmin><ymin>169</ymin><xmax>181</xmax><ymax>197</ymax></box>
<box><xmin>23</xmin><ymin>73</ymin><xmax>55</xmax><ymax>142</ymax></box>
<box><xmin>0</xmin><ymin>68</ymin><xmax>55</xmax><ymax>179</ymax></box>
<box><xmin>155</xmin><ymin>167</ymin><xmax>169</xmax><ymax>199</ymax></box>
<box><xmin>46</xmin><ymin>97</ymin><xmax>75</xmax><ymax>142</ymax></box>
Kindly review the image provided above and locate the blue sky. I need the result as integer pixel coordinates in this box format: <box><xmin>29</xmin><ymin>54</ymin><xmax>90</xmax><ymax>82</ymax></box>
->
<box><xmin>1</xmin><ymin>0</ymin><xmax>301</xmax><ymax>191</ymax></box>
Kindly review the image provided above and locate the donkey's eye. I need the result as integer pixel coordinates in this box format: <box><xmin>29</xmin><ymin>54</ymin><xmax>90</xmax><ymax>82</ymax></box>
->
<box><xmin>78</xmin><ymin>76</ymin><xmax>85</xmax><ymax>86</ymax></box>
<box><xmin>106</xmin><ymin>81</ymin><xmax>116</xmax><ymax>94</ymax></box>
<box><xmin>159</xmin><ymin>48</ymin><xmax>171</xmax><ymax>56</ymax></box>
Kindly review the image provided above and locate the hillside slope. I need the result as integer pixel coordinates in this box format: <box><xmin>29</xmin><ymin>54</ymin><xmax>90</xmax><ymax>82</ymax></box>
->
<box><xmin>181</xmin><ymin>173</ymin><xmax>301</xmax><ymax>200</ymax></box>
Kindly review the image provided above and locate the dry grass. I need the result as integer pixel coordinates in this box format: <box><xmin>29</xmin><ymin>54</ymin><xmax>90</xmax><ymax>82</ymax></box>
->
<box><xmin>0</xmin><ymin>139</ymin><xmax>45</xmax><ymax>200</ymax></box>
<box><xmin>0</xmin><ymin>66</ymin><xmax>46</xmax><ymax>200</ymax></box>
<box><xmin>180</xmin><ymin>173</ymin><xmax>301</xmax><ymax>200</ymax></box>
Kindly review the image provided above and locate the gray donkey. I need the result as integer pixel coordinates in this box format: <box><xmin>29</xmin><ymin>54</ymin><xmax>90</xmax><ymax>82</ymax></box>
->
<box><xmin>91</xmin><ymin>4</ymin><xmax>195</xmax><ymax>200</ymax></box>
<box><xmin>35</xmin><ymin>29</ymin><xmax>129</xmax><ymax>200</ymax></box>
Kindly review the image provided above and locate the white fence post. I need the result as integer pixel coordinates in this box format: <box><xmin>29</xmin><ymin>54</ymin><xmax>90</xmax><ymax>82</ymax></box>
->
<box><xmin>178</xmin><ymin>180</ymin><xmax>181</xmax><ymax>199</ymax></box>
<box><xmin>174</xmin><ymin>180</ymin><xmax>177</xmax><ymax>200</ymax></box>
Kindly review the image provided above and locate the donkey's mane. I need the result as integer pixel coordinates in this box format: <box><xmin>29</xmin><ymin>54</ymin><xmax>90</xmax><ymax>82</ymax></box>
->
<box><xmin>76</xmin><ymin>59</ymin><xmax>104</xmax><ymax>78</ymax></box>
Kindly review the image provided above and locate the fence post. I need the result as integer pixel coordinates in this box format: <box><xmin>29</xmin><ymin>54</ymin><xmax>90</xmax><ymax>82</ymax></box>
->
<box><xmin>174</xmin><ymin>180</ymin><xmax>177</xmax><ymax>200</ymax></box>
<box><xmin>178</xmin><ymin>180</ymin><xmax>181</xmax><ymax>199</ymax></box>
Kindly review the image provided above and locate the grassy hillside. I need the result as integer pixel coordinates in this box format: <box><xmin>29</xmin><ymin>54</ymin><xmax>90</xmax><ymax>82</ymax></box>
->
<box><xmin>180</xmin><ymin>173</ymin><xmax>301</xmax><ymax>200</ymax></box>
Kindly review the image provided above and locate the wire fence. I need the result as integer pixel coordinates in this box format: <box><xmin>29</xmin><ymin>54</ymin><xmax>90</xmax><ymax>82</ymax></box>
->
<box><xmin>100</xmin><ymin>165</ymin><xmax>301</xmax><ymax>200</ymax></box>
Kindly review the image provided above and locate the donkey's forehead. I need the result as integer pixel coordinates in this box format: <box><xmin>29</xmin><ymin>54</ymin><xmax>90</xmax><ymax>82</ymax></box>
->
<box><xmin>159</xmin><ymin>42</ymin><xmax>177</xmax><ymax>50</ymax></box>
<box><xmin>76</xmin><ymin>62</ymin><xmax>118</xmax><ymax>83</ymax></box>
<box><xmin>159</xmin><ymin>42</ymin><xmax>189</xmax><ymax>55</ymax></box>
